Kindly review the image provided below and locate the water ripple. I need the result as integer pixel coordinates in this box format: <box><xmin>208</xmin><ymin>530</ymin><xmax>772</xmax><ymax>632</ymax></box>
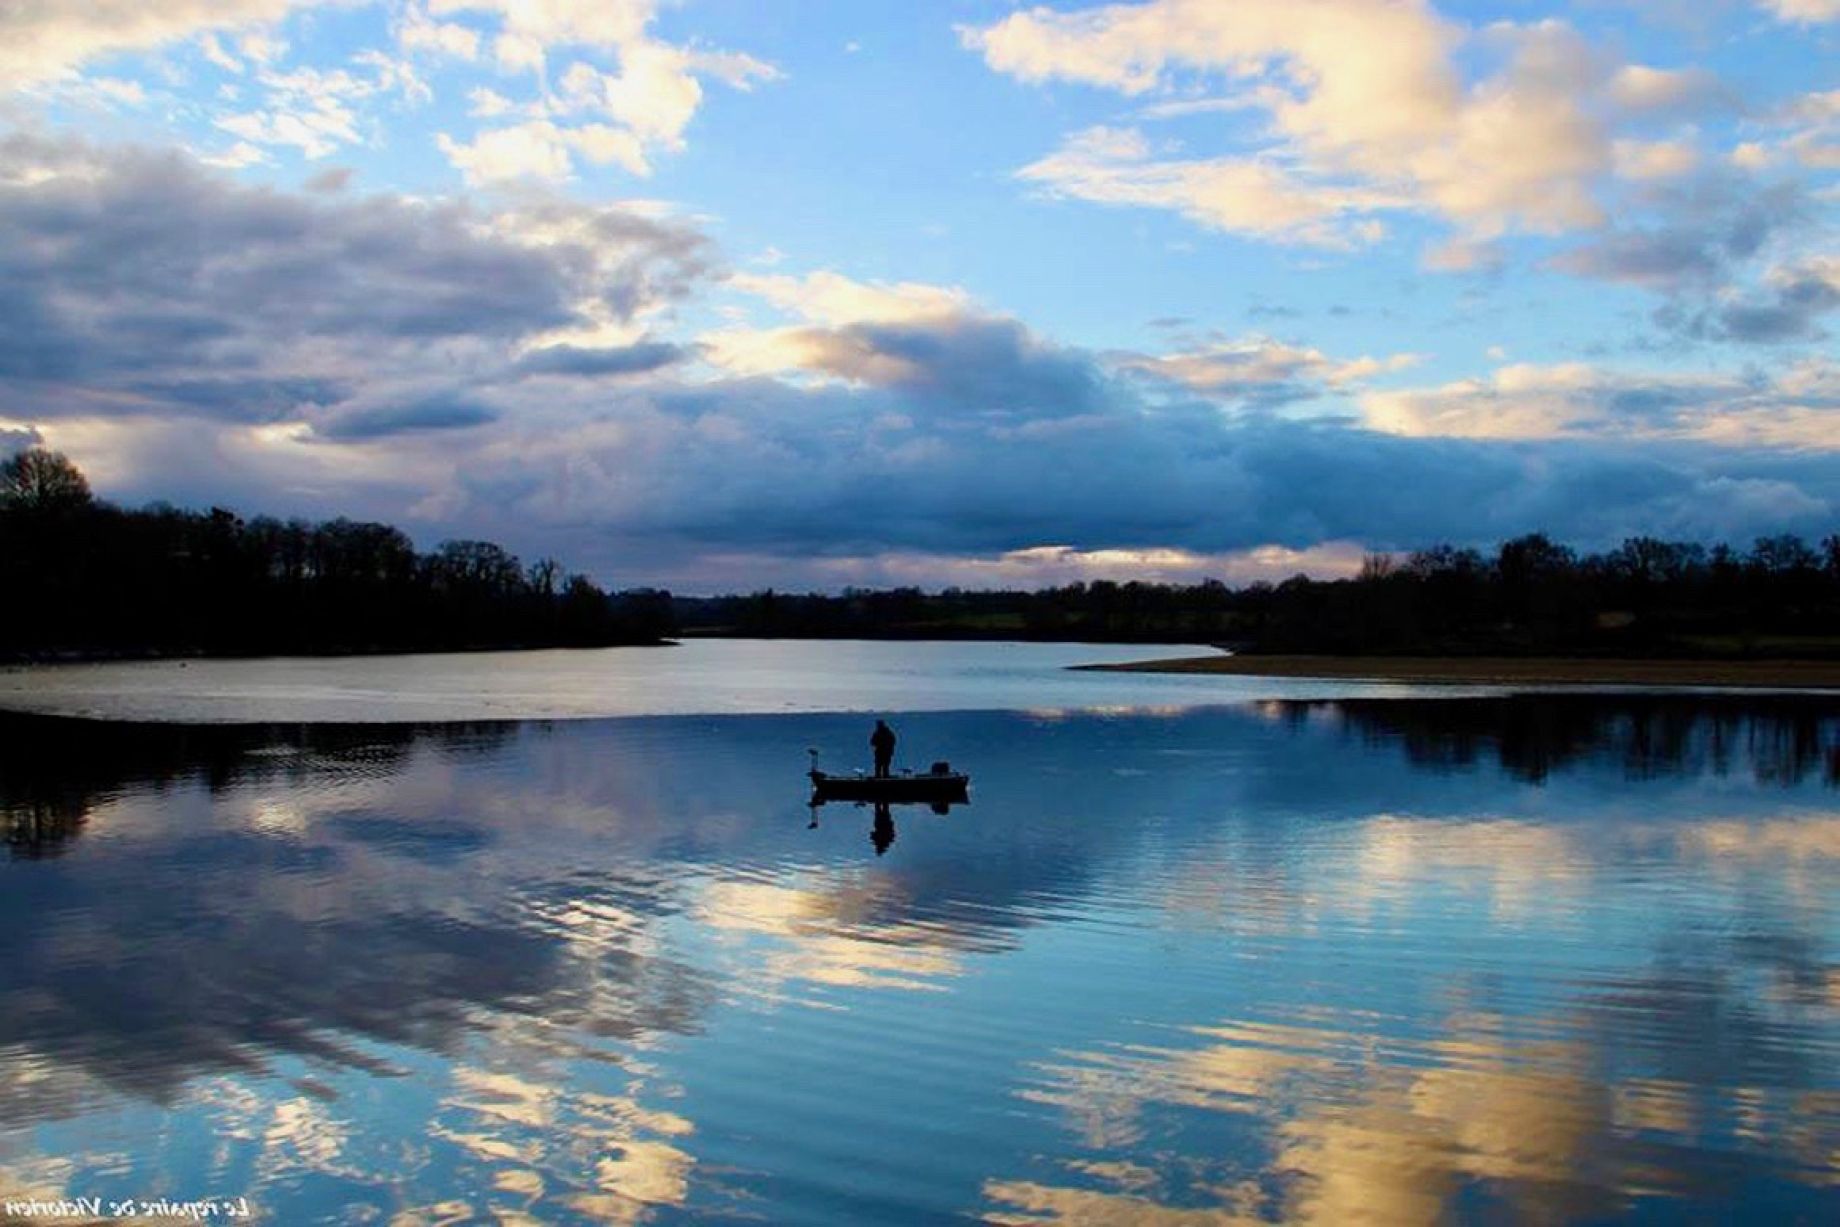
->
<box><xmin>1</xmin><ymin>694</ymin><xmax>1835</xmax><ymax>1223</ymax></box>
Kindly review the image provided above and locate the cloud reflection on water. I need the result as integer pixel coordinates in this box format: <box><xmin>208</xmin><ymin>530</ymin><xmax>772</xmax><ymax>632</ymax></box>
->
<box><xmin>995</xmin><ymin>995</ymin><xmax>1838</xmax><ymax>1224</ymax></box>
<box><xmin>0</xmin><ymin>694</ymin><xmax>1835</xmax><ymax>1222</ymax></box>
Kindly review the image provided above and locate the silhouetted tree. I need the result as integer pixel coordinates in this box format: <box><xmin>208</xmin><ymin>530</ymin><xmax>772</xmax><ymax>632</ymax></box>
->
<box><xmin>6</xmin><ymin>455</ymin><xmax>1837</xmax><ymax>661</ymax></box>
<box><xmin>1751</xmin><ymin>534</ymin><xmax>1819</xmax><ymax>575</ymax></box>
<box><xmin>1</xmin><ymin>448</ymin><xmax>91</xmax><ymax>512</ymax></box>
<box><xmin>0</xmin><ymin>456</ymin><xmax>673</xmax><ymax>659</ymax></box>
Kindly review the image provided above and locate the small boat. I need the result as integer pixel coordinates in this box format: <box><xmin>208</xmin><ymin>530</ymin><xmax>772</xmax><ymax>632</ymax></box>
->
<box><xmin>807</xmin><ymin>749</ymin><xmax>970</xmax><ymax>804</ymax></box>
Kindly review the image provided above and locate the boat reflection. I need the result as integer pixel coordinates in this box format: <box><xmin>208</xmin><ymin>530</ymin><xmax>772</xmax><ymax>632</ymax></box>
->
<box><xmin>806</xmin><ymin>793</ymin><xmax>969</xmax><ymax>857</ymax></box>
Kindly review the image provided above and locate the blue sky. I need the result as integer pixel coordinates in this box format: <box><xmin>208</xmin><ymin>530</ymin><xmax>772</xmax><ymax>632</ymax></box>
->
<box><xmin>0</xmin><ymin>0</ymin><xmax>1835</xmax><ymax>590</ymax></box>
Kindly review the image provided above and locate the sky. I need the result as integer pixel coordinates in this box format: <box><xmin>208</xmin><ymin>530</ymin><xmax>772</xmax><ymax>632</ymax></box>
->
<box><xmin>0</xmin><ymin>0</ymin><xmax>1834</xmax><ymax>593</ymax></box>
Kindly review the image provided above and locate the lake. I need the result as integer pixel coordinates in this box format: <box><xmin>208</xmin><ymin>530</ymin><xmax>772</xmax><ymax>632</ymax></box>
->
<box><xmin>1</xmin><ymin>644</ymin><xmax>1836</xmax><ymax>1224</ymax></box>
<box><xmin>0</xmin><ymin>640</ymin><xmax>1498</xmax><ymax>723</ymax></box>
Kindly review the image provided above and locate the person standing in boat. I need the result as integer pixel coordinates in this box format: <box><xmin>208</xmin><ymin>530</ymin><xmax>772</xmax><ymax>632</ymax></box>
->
<box><xmin>870</xmin><ymin>719</ymin><xmax>896</xmax><ymax>778</ymax></box>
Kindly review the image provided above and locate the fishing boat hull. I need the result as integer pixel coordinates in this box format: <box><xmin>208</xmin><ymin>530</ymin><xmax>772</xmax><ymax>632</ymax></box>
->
<box><xmin>809</xmin><ymin>770</ymin><xmax>969</xmax><ymax>804</ymax></box>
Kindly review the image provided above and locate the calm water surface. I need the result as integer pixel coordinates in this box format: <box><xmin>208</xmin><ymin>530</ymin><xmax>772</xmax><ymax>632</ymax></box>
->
<box><xmin>2</xmin><ymin>681</ymin><xmax>1837</xmax><ymax>1222</ymax></box>
<box><xmin>0</xmin><ymin>640</ymin><xmax>1495</xmax><ymax>723</ymax></box>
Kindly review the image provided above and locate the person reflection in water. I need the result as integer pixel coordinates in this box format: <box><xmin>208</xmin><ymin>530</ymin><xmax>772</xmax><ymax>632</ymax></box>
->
<box><xmin>871</xmin><ymin>802</ymin><xmax>895</xmax><ymax>856</ymax></box>
<box><xmin>870</xmin><ymin>719</ymin><xmax>896</xmax><ymax>778</ymax></box>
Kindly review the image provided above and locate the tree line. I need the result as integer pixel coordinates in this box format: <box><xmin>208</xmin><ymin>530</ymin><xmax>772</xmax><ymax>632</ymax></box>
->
<box><xmin>673</xmin><ymin>533</ymin><xmax>1840</xmax><ymax>657</ymax></box>
<box><xmin>0</xmin><ymin>450</ymin><xmax>673</xmax><ymax>659</ymax></box>
<box><xmin>8</xmin><ymin>447</ymin><xmax>1839</xmax><ymax>660</ymax></box>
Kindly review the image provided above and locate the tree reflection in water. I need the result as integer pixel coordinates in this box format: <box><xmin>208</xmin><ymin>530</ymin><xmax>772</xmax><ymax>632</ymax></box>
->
<box><xmin>0</xmin><ymin>695</ymin><xmax>1832</xmax><ymax>1223</ymax></box>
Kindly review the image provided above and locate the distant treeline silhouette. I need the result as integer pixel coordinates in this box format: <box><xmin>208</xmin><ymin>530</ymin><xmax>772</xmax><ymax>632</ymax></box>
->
<box><xmin>0</xmin><ymin>450</ymin><xmax>673</xmax><ymax>659</ymax></box>
<box><xmin>9</xmin><ymin>447</ymin><xmax>1840</xmax><ymax>660</ymax></box>
<box><xmin>674</xmin><ymin>532</ymin><xmax>1840</xmax><ymax>657</ymax></box>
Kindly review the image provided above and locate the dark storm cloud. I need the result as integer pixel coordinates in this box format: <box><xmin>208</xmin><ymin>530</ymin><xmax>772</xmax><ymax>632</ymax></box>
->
<box><xmin>0</xmin><ymin>132</ymin><xmax>710</xmax><ymax>422</ymax></box>
<box><xmin>408</xmin><ymin>284</ymin><xmax>1835</xmax><ymax>581</ymax></box>
<box><xmin>1552</xmin><ymin>177</ymin><xmax>1809</xmax><ymax>288</ymax></box>
<box><xmin>1550</xmin><ymin>172</ymin><xmax>1830</xmax><ymax>348</ymax></box>
<box><xmin>0</xmin><ymin>143</ymin><xmax>554</xmax><ymax>356</ymax></box>
<box><xmin>509</xmin><ymin>197</ymin><xmax>713</xmax><ymax>320</ymax></box>
<box><xmin>304</xmin><ymin>166</ymin><xmax>355</xmax><ymax>193</ymax></box>
<box><xmin>509</xmin><ymin>340</ymin><xmax>688</xmax><ymax>378</ymax></box>
<box><xmin>447</xmin><ymin>355</ymin><xmax>1839</xmax><ymax>580</ymax></box>
<box><xmin>1552</xmin><ymin>228</ymin><xmax>1724</xmax><ymax>287</ymax></box>
<box><xmin>317</xmin><ymin>393</ymin><xmax>500</xmax><ymax>440</ymax></box>
<box><xmin>1691</xmin><ymin>264</ymin><xmax>1838</xmax><ymax>343</ymax></box>
<box><xmin>124</xmin><ymin>376</ymin><xmax>351</xmax><ymax>421</ymax></box>
<box><xmin>796</xmin><ymin>316</ymin><xmax>1114</xmax><ymax>421</ymax></box>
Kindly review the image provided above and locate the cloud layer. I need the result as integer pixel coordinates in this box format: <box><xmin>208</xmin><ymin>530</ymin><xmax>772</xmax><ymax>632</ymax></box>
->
<box><xmin>967</xmin><ymin>0</ymin><xmax>1830</xmax><ymax>328</ymax></box>
<box><xmin>0</xmin><ymin>2</ymin><xmax>1834</xmax><ymax>590</ymax></box>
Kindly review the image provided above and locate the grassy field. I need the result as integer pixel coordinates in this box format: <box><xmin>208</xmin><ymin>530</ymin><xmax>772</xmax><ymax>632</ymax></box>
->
<box><xmin>1080</xmin><ymin>654</ymin><xmax>1840</xmax><ymax>689</ymax></box>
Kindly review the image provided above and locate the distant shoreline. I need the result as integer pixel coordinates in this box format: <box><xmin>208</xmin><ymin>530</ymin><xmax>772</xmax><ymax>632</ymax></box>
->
<box><xmin>0</xmin><ymin>640</ymin><xmax>678</xmax><ymax>667</ymax></box>
<box><xmin>1077</xmin><ymin>654</ymin><xmax>1840</xmax><ymax>689</ymax></box>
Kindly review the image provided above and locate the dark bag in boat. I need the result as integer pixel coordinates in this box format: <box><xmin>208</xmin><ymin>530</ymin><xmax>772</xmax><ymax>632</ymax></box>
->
<box><xmin>930</xmin><ymin>761</ymin><xmax>951</xmax><ymax>775</ymax></box>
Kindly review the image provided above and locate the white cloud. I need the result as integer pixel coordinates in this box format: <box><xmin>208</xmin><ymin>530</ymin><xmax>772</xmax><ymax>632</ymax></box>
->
<box><xmin>432</xmin><ymin>0</ymin><xmax>652</xmax><ymax>72</ymax></box>
<box><xmin>1019</xmin><ymin>126</ymin><xmax>1400</xmax><ymax>248</ymax></box>
<box><xmin>1608</xmin><ymin>65</ymin><xmax>1729</xmax><ymax>116</ymax></box>
<box><xmin>0</xmin><ymin>0</ymin><xmax>314</xmax><ymax>87</ymax></box>
<box><xmin>466</xmin><ymin>87</ymin><xmax>515</xmax><ymax>118</ymax></box>
<box><xmin>50</xmin><ymin>76</ymin><xmax>151</xmax><ymax>110</ymax></box>
<box><xmin>967</xmin><ymin>2</ymin><xmax>1749</xmax><ymax>249</ymax></box>
<box><xmin>352</xmin><ymin>48</ymin><xmax>432</xmax><ymax>105</ymax></box>
<box><xmin>729</xmin><ymin>271</ymin><xmax>972</xmax><ymax>326</ymax></box>
<box><xmin>700</xmin><ymin>271</ymin><xmax>980</xmax><ymax>378</ymax></box>
<box><xmin>1712</xmin><ymin>90</ymin><xmax>1836</xmax><ymax>172</ymax></box>
<box><xmin>211</xmin><ymin>53</ymin><xmax>437</xmax><ymax>159</ymax></box>
<box><xmin>1730</xmin><ymin>142</ymin><xmax>1773</xmax><ymax>170</ymax></box>
<box><xmin>1118</xmin><ymin>337</ymin><xmax>1420</xmax><ymax>400</ymax></box>
<box><xmin>1422</xmin><ymin>237</ymin><xmax>1505</xmax><ymax>272</ymax></box>
<box><xmin>1613</xmin><ymin>138</ymin><xmax>1699</xmax><ymax>180</ymax></box>
<box><xmin>398</xmin><ymin>7</ymin><xmax>480</xmax><ymax>61</ymax></box>
<box><xmin>437</xmin><ymin>120</ymin><xmax>649</xmax><ymax>184</ymax></box>
<box><xmin>558</xmin><ymin>51</ymin><xmax>702</xmax><ymax>151</ymax></box>
<box><xmin>434</xmin><ymin>125</ymin><xmax>567</xmax><ymax>184</ymax></box>
<box><xmin>199</xmin><ymin>140</ymin><xmax>269</xmax><ymax>168</ymax></box>
<box><xmin>217</xmin><ymin>103</ymin><xmax>358</xmax><ymax>160</ymax></box>
<box><xmin>430</xmin><ymin>0</ymin><xmax>776</xmax><ymax>184</ymax></box>
<box><xmin>1772</xmin><ymin>89</ymin><xmax>1840</xmax><ymax>169</ymax></box>
<box><xmin>560</xmin><ymin>123</ymin><xmax>649</xmax><ymax>174</ymax></box>
<box><xmin>1758</xmin><ymin>0</ymin><xmax>1840</xmax><ymax>22</ymax></box>
<box><xmin>1363</xmin><ymin>359</ymin><xmax>1840</xmax><ymax>447</ymax></box>
<box><xmin>237</xmin><ymin>28</ymin><xmax>288</xmax><ymax>65</ymax></box>
<box><xmin>198</xmin><ymin>33</ymin><xmax>245</xmax><ymax>74</ymax></box>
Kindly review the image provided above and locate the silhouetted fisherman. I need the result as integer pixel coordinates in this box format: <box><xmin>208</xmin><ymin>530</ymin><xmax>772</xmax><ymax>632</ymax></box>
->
<box><xmin>870</xmin><ymin>719</ymin><xmax>896</xmax><ymax>778</ymax></box>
